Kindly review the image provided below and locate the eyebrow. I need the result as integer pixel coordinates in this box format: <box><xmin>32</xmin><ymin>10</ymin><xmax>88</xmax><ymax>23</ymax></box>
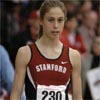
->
<box><xmin>47</xmin><ymin>17</ymin><xmax>65</xmax><ymax>19</ymax></box>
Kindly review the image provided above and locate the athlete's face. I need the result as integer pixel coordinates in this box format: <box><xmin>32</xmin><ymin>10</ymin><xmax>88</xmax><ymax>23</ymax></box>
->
<box><xmin>40</xmin><ymin>7</ymin><xmax>65</xmax><ymax>39</ymax></box>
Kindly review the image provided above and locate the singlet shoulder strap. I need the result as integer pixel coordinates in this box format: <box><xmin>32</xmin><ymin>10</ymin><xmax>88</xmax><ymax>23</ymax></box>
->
<box><xmin>27</xmin><ymin>43</ymin><xmax>34</xmax><ymax>66</ymax></box>
<box><xmin>63</xmin><ymin>45</ymin><xmax>73</xmax><ymax>70</ymax></box>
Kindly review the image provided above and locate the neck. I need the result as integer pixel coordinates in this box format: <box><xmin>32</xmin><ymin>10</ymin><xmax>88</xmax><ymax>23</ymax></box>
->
<box><xmin>37</xmin><ymin>35</ymin><xmax>62</xmax><ymax>48</ymax></box>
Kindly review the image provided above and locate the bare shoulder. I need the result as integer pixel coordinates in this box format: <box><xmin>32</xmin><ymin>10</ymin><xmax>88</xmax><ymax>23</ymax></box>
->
<box><xmin>69</xmin><ymin>48</ymin><xmax>81</xmax><ymax>58</ymax></box>
<box><xmin>16</xmin><ymin>45</ymin><xmax>31</xmax><ymax>66</ymax></box>
<box><xmin>69</xmin><ymin>48</ymin><xmax>81</xmax><ymax>68</ymax></box>
<box><xmin>18</xmin><ymin>45</ymin><xmax>30</xmax><ymax>55</ymax></box>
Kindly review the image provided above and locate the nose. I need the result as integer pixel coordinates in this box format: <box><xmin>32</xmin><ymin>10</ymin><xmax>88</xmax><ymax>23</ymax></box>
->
<box><xmin>53</xmin><ymin>21</ymin><xmax>58</xmax><ymax>29</ymax></box>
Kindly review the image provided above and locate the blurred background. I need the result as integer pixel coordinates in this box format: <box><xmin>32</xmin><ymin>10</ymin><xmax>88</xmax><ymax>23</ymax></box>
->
<box><xmin>0</xmin><ymin>0</ymin><xmax>100</xmax><ymax>100</ymax></box>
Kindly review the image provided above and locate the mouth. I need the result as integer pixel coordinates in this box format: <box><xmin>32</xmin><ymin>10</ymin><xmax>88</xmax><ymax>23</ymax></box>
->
<box><xmin>51</xmin><ymin>31</ymin><xmax>60</xmax><ymax>35</ymax></box>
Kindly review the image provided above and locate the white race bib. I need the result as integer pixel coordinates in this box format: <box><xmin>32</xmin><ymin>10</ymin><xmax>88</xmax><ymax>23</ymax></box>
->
<box><xmin>36</xmin><ymin>85</ymin><xmax>66</xmax><ymax>100</ymax></box>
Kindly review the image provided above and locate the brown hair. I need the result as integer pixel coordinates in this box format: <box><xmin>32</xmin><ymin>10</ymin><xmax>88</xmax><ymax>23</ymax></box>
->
<box><xmin>39</xmin><ymin>0</ymin><xmax>66</xmax><ymax>20</ymax></box>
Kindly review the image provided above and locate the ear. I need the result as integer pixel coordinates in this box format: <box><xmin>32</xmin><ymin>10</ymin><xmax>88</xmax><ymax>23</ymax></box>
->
<box><xmin>39</xmin><ymin>19</ymin><xmax>43</xmax><ymax>26</ymax></box>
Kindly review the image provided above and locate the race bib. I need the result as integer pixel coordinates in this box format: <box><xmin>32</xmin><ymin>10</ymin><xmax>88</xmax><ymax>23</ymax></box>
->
<box><xmin>36</xmin><ymin>85</ymin><xmax>66</xmax><ymax>100</ymax></box>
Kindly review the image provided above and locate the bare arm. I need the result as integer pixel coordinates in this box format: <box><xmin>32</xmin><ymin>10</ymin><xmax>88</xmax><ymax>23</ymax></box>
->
<box><xmin>10</xmin><ymin>46</ymin><xmax>31</xmax><ymax>100</ymax></box>
<box><xmin>69</xmin><ymin>48</ymin><xmax>83</xmax><ymax>100</ymax></box>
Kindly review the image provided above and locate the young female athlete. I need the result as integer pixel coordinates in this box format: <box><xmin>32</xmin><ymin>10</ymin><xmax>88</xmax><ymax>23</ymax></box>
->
<box><xmin>10</xmin><ymin>0</ymin><xmax>83</xmax><ymax>100</ymax></box>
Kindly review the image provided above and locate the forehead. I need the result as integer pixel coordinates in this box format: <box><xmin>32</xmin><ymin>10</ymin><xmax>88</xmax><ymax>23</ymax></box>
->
<box><xmin>44</xmin><ymin>7</ymin><xmax>64</xmax><ymax>18</ymax></box>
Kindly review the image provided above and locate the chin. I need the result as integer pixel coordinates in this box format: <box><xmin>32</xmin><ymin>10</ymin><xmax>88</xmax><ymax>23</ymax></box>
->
<box><xmin>51</xmin><ymin>35</ymin><xmax>60</xmax><ymax>40</ymax></box>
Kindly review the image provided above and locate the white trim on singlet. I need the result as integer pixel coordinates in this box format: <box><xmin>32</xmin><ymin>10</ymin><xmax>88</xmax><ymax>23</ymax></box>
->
<box><xmin>27</xmin><ymin>67</ymin><xmax>36</xmax><ymax>89</ymax></box>
<box><xmin>65</xmin><ymin>78</ymin><xmax>70</xmax><ymax>88</ymax></box>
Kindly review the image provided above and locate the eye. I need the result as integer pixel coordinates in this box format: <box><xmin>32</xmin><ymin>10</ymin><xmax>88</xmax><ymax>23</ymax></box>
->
<box><xmin>58</xmin><ymin>18</ymin><xmax>65</xmax><ymax>23</ymax></box>
<box><xmin>48</xmin><ymin>18</ymin><xmax>54</xmax><ymax>22</ymax></box>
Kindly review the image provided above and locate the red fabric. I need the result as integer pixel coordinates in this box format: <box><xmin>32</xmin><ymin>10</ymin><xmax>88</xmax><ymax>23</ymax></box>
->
<box><xmin>28</xmin><ymin>43</ymin><xmax>72</xmax><ymax>86</ymax></box>
<box><xmin>60</xmin><ymin>29</ymin><xmax>87</xmax><ymax>54</ymax></box>
<box><xmin>28</xmin><ymin>10</ymin><xmax>39</xmax><ymax>20</ymax></box>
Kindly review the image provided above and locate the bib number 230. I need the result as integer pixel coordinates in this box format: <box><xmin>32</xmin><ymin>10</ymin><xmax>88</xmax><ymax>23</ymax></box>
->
<box><xmin>37</xmin><ymin>85</ymin><xmax>66</xmax><ymax>100</ymax></box>
<box><xmin>42</xmin><ymin>90</ymin><xmax>62</xmax><ymax>100</ymax></box>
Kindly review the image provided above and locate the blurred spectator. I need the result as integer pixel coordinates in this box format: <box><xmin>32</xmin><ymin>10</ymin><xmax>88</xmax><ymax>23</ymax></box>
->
<box><xmin>78</xmin><ymin>10</ymin><xmax>98</xmax><ymax>52</ymax></box>
<box><xmin>62</xmin><ymin>1</ymin><xmax>77</xmax><ymax>15</ymax></box>
<box><xmin>81</xmin><ymin>35</ymin><xmax>100</xmax><ymax>99</ymax></box>
<box><xmin>1</xmin><ymin>1</ymin><xmax>9</xmax><ymax>50</ymax></box>
<box><xmin>92</xmin><ymin>0</ymin><xmax>99</xmax><ymax>13</ymax></box>
<box><xmin>1</xmin><ymin>1</ymin><xmax>22</xmax><ymax>57</ymax></box>
<box><xmin>96</xmin><ymin>21</ymin><xmax>100</xmax><ymax>36</ymax></box>
<box><xmin>7</xmin><ymin>2</ymin><xmax>21</xmax><ymax>37</ymax></box>
<box><xmin>0</xmin><ymin>45</ymin><xmax>26</xmax><ymax>100</ymax></box>
<box><xmin>98</xmin><ymin>5</ymin><xmax>100</xmax><ymax>17</ymax></box>
<box><xmin>27</xmin><ymin>10</ymin><xmax>40</xmax><ymax>42</ymax></box>
<box><xmin>79</xmin><ymin>0</ymin><xmax>92</xmax><ymax>14</ymax></box>
<box><xmin>60</xmin><ymin>12</ymin><xmax>86</xmax><ymax>54</ymax></box>
<box><xmin>77</xmin><ymin>0</ymin><xmax>93</xmax><ymax>25</ymax></box>
<box><xmin>0</xmin><ymin>45</ymin><xmax>14</xmax><ymax>99</ymax></box>
<box><xmin>10</xmin><ymin>10</ymin><xmax>40</xmax><ymax>65</ymax></box>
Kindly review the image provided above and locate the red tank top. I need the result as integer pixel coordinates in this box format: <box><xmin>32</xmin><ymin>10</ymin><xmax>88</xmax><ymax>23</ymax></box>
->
<box><xmin>27</xmin><ymin>43</ymin><xmax>72</xmax><ymax>88</ymax></box>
